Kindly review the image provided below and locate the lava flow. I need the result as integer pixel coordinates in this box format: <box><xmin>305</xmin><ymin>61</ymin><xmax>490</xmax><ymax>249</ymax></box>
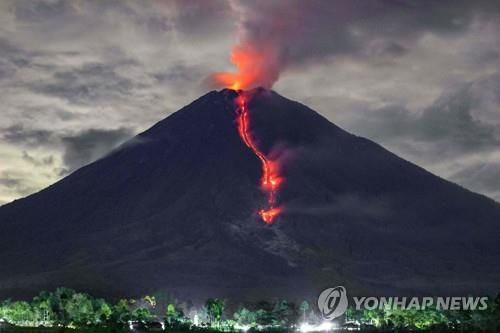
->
<box><xmin>235</xmin><ymin>93</ymin><xmax>282</xmax><ymax>223</ymax></box>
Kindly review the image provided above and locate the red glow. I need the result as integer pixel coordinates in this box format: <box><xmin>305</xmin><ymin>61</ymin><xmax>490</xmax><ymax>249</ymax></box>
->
<box><xmin>235</xmin><ymin>93</ymin><xmax>282</xmax><ymax>223</ymax></box>
<box><xmin>213</xmin><ymin>44</ymin><xmax>280</xmax><ymax>90</ymax></box>
<box><xmin>259</xmin><ymin>207</ymin><xmax>282</xmax><ymax>224</ymax></box>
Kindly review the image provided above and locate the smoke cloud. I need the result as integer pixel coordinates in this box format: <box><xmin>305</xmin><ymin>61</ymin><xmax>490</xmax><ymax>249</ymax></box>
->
<box><xmin>209</xmin><ymin>0</ymin><xmax>500</xmax><ymax>90</ymax></box>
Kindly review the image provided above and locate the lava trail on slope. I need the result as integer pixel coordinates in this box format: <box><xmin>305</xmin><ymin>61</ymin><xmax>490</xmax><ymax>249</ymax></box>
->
<box><xmin>234</xmin><ymin>91</ymin><xmax>282</xmax><ymax>223</ymax></box>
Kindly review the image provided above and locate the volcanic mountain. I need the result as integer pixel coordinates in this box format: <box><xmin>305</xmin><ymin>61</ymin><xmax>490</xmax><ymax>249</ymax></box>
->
<box><xmin>0</xmin><ymin>88</ymin><xmax>499</xmax><ymax>301</ymax></box>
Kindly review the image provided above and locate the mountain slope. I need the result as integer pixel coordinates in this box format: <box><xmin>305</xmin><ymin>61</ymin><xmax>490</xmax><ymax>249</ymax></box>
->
<box><xmin>0</xmin><ymin>88</ymin><xmax>499</xmax><ymax>301</ymax></box>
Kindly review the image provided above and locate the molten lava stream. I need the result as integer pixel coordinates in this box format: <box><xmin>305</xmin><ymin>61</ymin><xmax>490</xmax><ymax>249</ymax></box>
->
<box><xmin>235</xmin><ymin>93</ymin><xmax>282</xmax><ymax>223</ymax></box>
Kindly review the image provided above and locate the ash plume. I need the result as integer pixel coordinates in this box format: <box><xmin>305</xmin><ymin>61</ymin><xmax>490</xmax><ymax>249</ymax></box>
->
<box><xmin>208</xmin><ymin>0</ymin><xmax>500</xmax><ymax>90</ymax></box>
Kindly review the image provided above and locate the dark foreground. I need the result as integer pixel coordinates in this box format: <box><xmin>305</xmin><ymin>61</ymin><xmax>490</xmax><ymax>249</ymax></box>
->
<box><xmin>1</xmin><ymin>326</ymin><xmax>499</xmax><ymax>333</ymax></box>
<box><xmin>1</xmin><ymin>288</ymin><xmax>499</xmax><ymax>333</ymax></box>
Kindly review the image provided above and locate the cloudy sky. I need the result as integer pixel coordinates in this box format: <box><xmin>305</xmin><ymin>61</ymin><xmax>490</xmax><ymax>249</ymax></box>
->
<box><xmin>1</xmin><ymin>0</ymin><xmax>499</xmax><ymax>205</ymax></box>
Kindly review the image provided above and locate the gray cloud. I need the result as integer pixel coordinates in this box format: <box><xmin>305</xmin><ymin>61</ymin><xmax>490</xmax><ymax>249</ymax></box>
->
<box><xmin>0</xmin><ymin>170</ymin><xmax>40</xmax><ymax>198</ymax></box>
<box><xmin>60</xmin><ymin>127</ymin><xmax>133</xmax><ymax>173</ymax></box>
<box><xmin>451</xmin><ymin>163</ymin><xmax>500</xmax><ymax>198</ymax></box>
<box><xmin>1</xmin><ymin>124</ymin><xmax>134</xmax><ymax>173</ymax></box>
<box><xmin>0</xmin><ymin>37</ymin><xmax>34</xmax><ymax>67</ymax></box>
<box><xmin>22</xmin><ymin>151</ymin><xmax>54</xmax><ymax>167</ymax></box>
<box><xmin>13</xmin><ymin>0</ymin><xmax>77</xmax><ymax>23</ymax></box>
<box><xmin>30</xmin><ymin>62</ymin><xmax>138</xmax><ymax>105</ymax></box>
<box><xmin>0</xmin><ymin>177</ymin><xmax>21</xmax><ymax>189</ymax></box>
<box><xmin>417</xmin><ymin>88</ymin><xmax>498</xmax><ymax>151</ymax></box>
<box><xmin>349</xmin><ymin>72</ymin><xmax>500</xmax><ymax>159</ymax></box>
<box><xmin>168</xmin><ymin>0</ymin><xmax>233</xmax><ymax>39</ymax></box>
<box><xmin>230</xmin><ymin>0</ymin><xmax>500</xmax><ymax>80</ymax></box>
<box><xmin>333</xmin><ymin>72</ymin><xmax>500</xmax><ymax>202</ymax></box>
<box><xmin>2</xmin><ymin>124</ymin><xmax>54</xmax><ymax>147</ymax></box>
<box><xmin>0</xmin><ymin>59</ymin><xmax>16</xmax><ymax>80</ymax></box>
<box><xmin>359</xmin><ymin>100</ymin><xmax>497</xmax><ymax>157</ymax></box>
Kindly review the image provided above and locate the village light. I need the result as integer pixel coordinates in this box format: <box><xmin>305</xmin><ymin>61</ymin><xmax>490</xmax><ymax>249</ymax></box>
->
<box><xmin>193</xmin><ymin>314</ymin><xmax>200</xmax><ymax>326</ymax></box>
<box><xmin>298</xmin><ymin>321</ymin><xmax>336</xmax><ymax>332</ymax></box>
<box><xmin>235</xmin><ymin>323</ymin><xmax>251</xmax><ymax>332</ymax></box>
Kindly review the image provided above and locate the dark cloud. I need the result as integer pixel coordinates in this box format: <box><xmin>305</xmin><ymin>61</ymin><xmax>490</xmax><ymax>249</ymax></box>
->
<box><xmin>331</xmin><ymin>71</ymin><xmax>500</xmax><ymax>202</ymax></box>
<box><xmin>0</xmin><ymin>37</ymin><xmax>34</xmax><ymax>66</ymax></box>
<box><xmin>22</xmin><ymin>151</ymin><xmax>54</xmax><ymax>167</ymax></box>
<box><xmin>30</xmin><ymin>62</ymin><xmax>137</xmax><ymax>105</ymax></box>
<box><xmin>60</xmin><ymin>127</ymin><xmax>134</xmax><ymax>172</ymax></box>
<box><xmin>451</xmin><ymin>163</ymin><xmax>500</xmax><ymax>201</ymax></box>
<box><xmin>0</xmin><ymin>37</ymin><xmax>33</xmax><ymax>80</ymax></box>
<box><xmin>0</xmin><ymin>171</ymin><xmax>40</xmax><ymax>197</ymax></box>
<box><xmin>2</xmin><ymin>123</ymin><xmax>134</xmax><ymax>174</ymax></box>
<box><xmin>0</xmin><ymin>59</ymin><xmax>16</xmax><ymax>80</ymax></box>
<box><xmin>232</xmin><ymin>0</ymin><xmax>500</xmax><ymax>78</ymax></box>
<box><xmin>14</xmin><ymin>0</ymin><xmax>77</xmax><ymax>23</ymax></box>
<box><xmin>416</xmin><ymin>86</ymin><xmax>498</xmax><ymax>150</ymax></box>
<box><xmin>351</xmin><ymin>73</ymin><xmax>500</xmax><ymax>158</ymax></box>
<box><xmin>365</xmin><ymin>41</ymin><xmax>408</xmax><ymax>58</ymax></box>
<box><xmin>168</xmin><ymin>0</ymin><xmax>233</xmax><ymax>39</ymax></box>
<box><xmin>153</xmin><ymin>63</ymin><xmax>204</xmax><ymax>83</ymax></box>
<box><xmin>2</xmin><ymin>124</ymin><xmax>54</xmax><ymax>147</ymax></box>
<box><xmin>0</xmin><ymin>177</ymin><xmax>21</xmax><ymax>189</ymax></box>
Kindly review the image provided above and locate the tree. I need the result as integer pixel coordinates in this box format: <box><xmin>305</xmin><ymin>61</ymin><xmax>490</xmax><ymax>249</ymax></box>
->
<box><xmin>112</xmin><ymin>299</ymin><xmax>133</xmax><ymax>325</ymax></box>
<box><xmin>493</xmin><ymin>293</ymin><xmax>500</xmax><ymax>332</ymax></box>
<box><xmin>273</xmin><ymin>300</ymin><xmax>298</xmax><ymax>327</ymax></box>
<box><xmin>205</xmin><ymin>298</ymin><xmax>225</xmax><ymax>327</ymax></box>
<box><xmin>299</xmin><ymin>301</ymin><xmax>310</xmax><ymax>322</ymax></box>
<box><xmin>362</xmin><ymin>308</ymin><xmax>385</xmax><ymax>327</ymax></box>
<box><xmin>92</xmin><ymin>298</ymin><xmax>112</xmax><ymax>324</ymax></box>
<box><xmin>143</xmin><ymin>295</ymin><xmax>156</xmax><ymax>308</ymax></box>
<box><xmin>234</xmin><ymin>307</ymin><xmax>257</xmax><ymax>327</ymax></box>
<box><xmin>254</xmin><ymin>301</ymin><xmax>275</xmax><ymax>327</ymax></box>
<box><xmin>153</xmin><ymin>290</ymin><xmax>177</xmax><ymax>318</ymax></box>
<box><xmin>32</xmin><ymin>292</ymin><xmax>56</xmax><ymax>326</ymax></box>
<box><xmin>24</xmin><ymin>288</ymin><xmax>113</xmax><ymax>328</ymax></box>
<box><xmin>165</xmin><ymin>302</ymin><xmax>184</xmax><ymax>326</ymax></box>
<box><xmin>133</xmin><ymin>307</ymin><xmax>153</xmax><ymax>322</ymax></box>
<box><xmin>45</xmin><ymin>287</ymin><xmax>75</xmax><ymax>327</ymax></box>
<box><xmin>1</xmin><ymin>301</ymin><xmax>36</xmax><ymax>326</ymax></box>
<box><xmin>345</xmin><ymin>306</ymin><xmax>363</xmax><ymax>323</ymax></box>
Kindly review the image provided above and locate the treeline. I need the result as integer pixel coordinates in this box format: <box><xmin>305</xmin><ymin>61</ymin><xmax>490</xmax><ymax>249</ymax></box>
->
<box><xmin>0</xmin><ymin>288</ymin><xmax>499</xmax><ymax>332</ymax></box>
<box><xmin>344</xmin><ymin>299</ymin><xmax>500</xmax><ymax>332</ymax></box>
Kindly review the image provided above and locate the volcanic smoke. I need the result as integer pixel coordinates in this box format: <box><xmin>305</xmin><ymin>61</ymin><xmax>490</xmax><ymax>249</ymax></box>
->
<box><xmin>212</xmin><ymin>43</ymin><xmax>280</xmax><ymax>90</ymax></box>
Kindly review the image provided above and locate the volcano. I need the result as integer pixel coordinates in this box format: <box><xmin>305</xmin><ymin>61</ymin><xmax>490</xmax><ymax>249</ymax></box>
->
<box><xmin>0</xmin><ymin>88</ymin><xmax>499</xmax><ymax>301</ymax></box>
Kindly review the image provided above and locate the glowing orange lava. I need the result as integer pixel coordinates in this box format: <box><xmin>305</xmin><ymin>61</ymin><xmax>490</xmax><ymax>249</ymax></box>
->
<box><xmin>235</xmin><ymin>93</ymin><xmax>282</xmax><ymax>223</ymax></box>
<box><xmin>213</xmin><ymin>44</ymin><xmax>279</xmax><ymax>90</ymax></box>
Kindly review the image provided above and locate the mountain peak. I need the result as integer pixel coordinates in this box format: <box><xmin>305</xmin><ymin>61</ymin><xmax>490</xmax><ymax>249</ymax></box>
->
<box><xmin>0</xmin><ymin>90</ymin><xmax>499</xmax><ymax>300</ymax></box>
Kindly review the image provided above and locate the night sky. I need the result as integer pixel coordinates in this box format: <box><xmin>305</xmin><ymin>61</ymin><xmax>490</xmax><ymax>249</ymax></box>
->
<box><xmin>1</xmin><ymin>0</ymin><xmax>500</xmax><ymax>205</ymax></box>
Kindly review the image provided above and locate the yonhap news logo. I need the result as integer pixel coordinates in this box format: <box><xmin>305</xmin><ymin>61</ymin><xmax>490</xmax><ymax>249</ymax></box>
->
<box><xmin>318</xmin><ymin>286</ymin><xmax>489</xmax><ymax>321</ymax></box>
<box><xmin>318</xmin><ymin>286</ymin><xmax>348</xmax><ymax>320</ymax></box>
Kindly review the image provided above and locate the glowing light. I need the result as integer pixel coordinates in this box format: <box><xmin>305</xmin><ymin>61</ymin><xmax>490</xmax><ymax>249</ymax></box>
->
<box><xmin>235</xmin><ymin>324</ymin><xmax>251</xmax><ymax>332</ymax></box>
<box><xmin>299</xmin><ymin>323</ymin><xmax>314</xmax><ymax>332</ymax></box>
<box><xmin>259</xmin><ymin>207</ymin><xmax>281</xmax><ymax>224</ymax></box>
<box><xmin>213</xmin><ymin>42</ymin><xmax>280</xmax><ymax>90</ymax></box>
<box><xmin>298</xmin><ymin>322</ymin><xmax>335</xmax><ymax>332</ymax></box>
<box><xmin>235</xmin><ymin>93</ymin><xmax>282</xmax><ymax>223</ymax></box>
<box><xmin>193</xmin><ymin>314</ymin><xmax>199</xmax><ymax>326</ymax></box>
<box><xmin>214</xmin><ymin>46</ymin><xmax>264</xmax><ymax>90</ymax></box>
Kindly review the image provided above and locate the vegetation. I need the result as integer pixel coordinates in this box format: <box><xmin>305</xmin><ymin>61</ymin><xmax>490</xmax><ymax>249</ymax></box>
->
<box><xmin>0</xmin><ymin>288</ymin><xmax>498</xmax><ymax>332</ymax></box>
